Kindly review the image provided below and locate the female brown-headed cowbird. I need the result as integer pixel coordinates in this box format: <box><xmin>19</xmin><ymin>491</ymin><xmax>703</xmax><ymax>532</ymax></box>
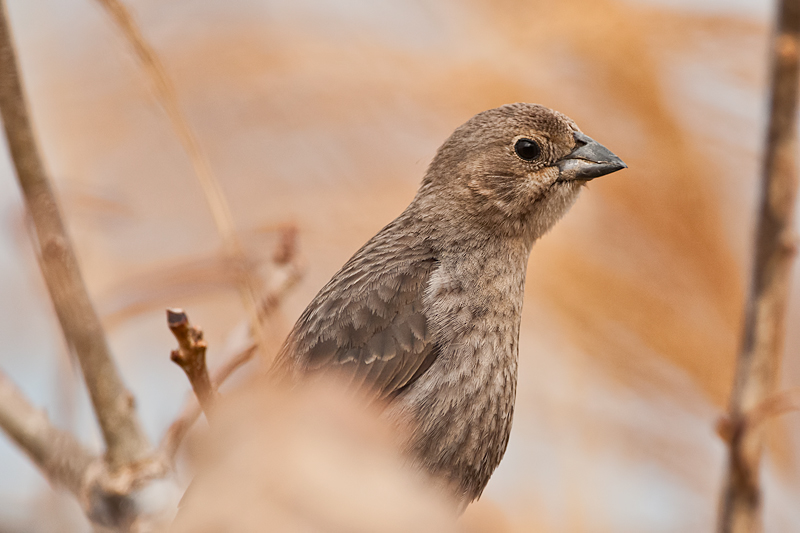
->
<box><xmin>274</xmin><ymin>103</ymin><xmax>626</xmax><ymax>504</ymax></box>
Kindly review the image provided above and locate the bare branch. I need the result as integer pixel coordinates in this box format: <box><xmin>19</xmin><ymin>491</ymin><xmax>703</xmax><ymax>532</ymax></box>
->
<box><xmin>717</xmin><ymin>387</ymin><xmax>800</xmax><ymax>443</ymax></box>
<box><xmin>0</xmin><ymin>369</ymin><xmax>174</xmax><ymax>530</ymax></box>
<box><xmin>0</xmin><ymin>0</ymin><xmax>149</xmax><ymax>470</ymax></box>
<box><xmin>718</xmin><ymin>1</ymin><xmax>800</xmax><ymax>532</ymax></box>
<box><xmin>160</xmin><ymin>343</ymin><xmax>257</xmax><ymax>461</ymax></box>
<box><xmin>160</xmin><ymin>227</ymin><xmax>303</xmax><ymax>461</ymax></box>
<box><xmin>168</xmin><ymin>309</ymin><xmax>218</xmax><ymax>421</ymax></box>
<box><xmin>0</xmin><ymin>370</ymin><xmax>94</xmax><ymax>496</ymax></box>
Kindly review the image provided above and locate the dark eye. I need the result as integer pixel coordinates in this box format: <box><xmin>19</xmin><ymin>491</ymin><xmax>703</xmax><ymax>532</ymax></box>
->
<box><xmin>514</xmin><ymin>138</ymin><xmax>541</xmax><ymax>161</ymax></box>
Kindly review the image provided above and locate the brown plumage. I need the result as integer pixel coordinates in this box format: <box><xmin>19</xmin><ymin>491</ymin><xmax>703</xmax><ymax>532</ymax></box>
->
<box><xmin>274</xmin><ymin>103</ymin><xmax>626</xmax><ymax>504</ymax></box>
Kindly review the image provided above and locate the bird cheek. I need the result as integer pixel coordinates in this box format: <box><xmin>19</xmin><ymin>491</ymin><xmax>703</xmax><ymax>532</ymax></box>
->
<box><xmin>525</xmin><ymin>167</ymin><xmax>560</xmax><ymax>196</ymax></box>
<box><xmin>539</xmin><ymin>166</ymin><xmax>561</xmax><ymax>184</ymax></box>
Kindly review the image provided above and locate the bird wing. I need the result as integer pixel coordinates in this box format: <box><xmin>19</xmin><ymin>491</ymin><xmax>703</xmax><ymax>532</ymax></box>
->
<box><xmin>277</xmin><ymin>227</ymin><xmax>439</xmax><ymax>398</ymax></box>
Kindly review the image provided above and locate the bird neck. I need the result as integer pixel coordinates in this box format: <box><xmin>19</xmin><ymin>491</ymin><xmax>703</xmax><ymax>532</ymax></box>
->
<box><xmin>408</xmin><ymin>179</ymin><xmax>583</xmax><ymax>252</ymax></box>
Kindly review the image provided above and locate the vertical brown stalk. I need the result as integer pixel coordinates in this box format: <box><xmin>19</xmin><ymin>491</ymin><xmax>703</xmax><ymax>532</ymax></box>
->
<box><xmin>718</xmin><ymin>1</ymin><xmax>800</xmax><ymax>531</ymax></box>
<box><xmin>0</xmin><ymin>0</ymin><xmax>149</xmax><ymax>470</ymax></box>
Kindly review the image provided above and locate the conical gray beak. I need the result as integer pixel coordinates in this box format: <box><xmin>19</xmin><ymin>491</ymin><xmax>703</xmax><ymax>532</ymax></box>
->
<box><xmin>557</xmin><ymin>131</ymin><xmax>627</xmax><ymax>181</ymax></box>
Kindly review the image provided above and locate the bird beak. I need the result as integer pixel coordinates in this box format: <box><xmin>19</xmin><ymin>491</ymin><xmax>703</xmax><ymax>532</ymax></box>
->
<box><xmin>556</xmin><ymin>131</ymin><xmax>627</xmax><ymax>181</ymax></box>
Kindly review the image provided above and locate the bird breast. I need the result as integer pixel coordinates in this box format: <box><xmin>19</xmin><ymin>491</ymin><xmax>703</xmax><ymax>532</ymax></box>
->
<box><xmin>386</xmin><ymin>239</ymin><xmax>528</xmax><ymax>501</ymax></box>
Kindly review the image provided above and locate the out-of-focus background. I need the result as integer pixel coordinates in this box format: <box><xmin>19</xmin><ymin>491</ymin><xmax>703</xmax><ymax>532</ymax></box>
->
<box><xmin>0</xmin><ymin>0</ymin><xmax>798</xmax><ymax>531</ymax></box>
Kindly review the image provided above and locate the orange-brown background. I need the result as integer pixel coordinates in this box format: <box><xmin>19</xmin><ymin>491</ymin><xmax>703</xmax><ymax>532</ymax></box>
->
<box><xmin>0</xmin><ymin>0</ymin><xmax>798</xmax><ymax>531</ymax></box>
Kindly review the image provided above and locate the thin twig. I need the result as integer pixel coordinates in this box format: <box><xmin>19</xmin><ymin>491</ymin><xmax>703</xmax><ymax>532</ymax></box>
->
<box><xmin>0</xmin><ymin>0</ymin><xmax>149</xmax><ymax>470</ymax></box>
<box><xmin>744</xmin><ymin>386</ymin><xmax>800</xmax><ymax>427</ymax></box>
<box><xmin>94</xmin><ymin>0</ymin><xmax>274</xmax><ymax>361</ymax></box>
<box><xmin>718</xmin><ymin>1</ymin><xmax>800</xmax><ymax>532</ymax></box>
<box><xmin>260</xmin><ymin>232</ymin><xmax>303</xmax><ymax>319</ymax></box>
<box><xmin>0</xmin><ymin>370</ymin><xmax>94</xmax><ymax>495</ymax></box>
<box><xmin>160</xmin><ymin>343</ymin><xmax>257</xmax><ymax>461</ymax></box>
<box><xmin>717</xmin><ymin>387</ymin><xmax>800</xmax><ymax>443</ymax></box>
<box><xmin>160</xmin><ymin>228</ymin><xmax>303</xmax><ymax>461</ymax></box>
<box><xmin>168</xmin><ymin>309</ymin><xmax>218</xmax><ymax>420</ymax></box>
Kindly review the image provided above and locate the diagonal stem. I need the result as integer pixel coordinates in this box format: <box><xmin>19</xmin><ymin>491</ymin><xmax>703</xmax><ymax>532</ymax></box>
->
<box><xmin>0</xmin><ymin>370</ymin><xmax>95</xmax><ymax>496</ymax></box>
<box><xmin>94</xmin><ymin>0</ymin><xmax>277</xmax><ymax>361</ymax></box>
<box><xmin>0</xmin><ymin>0</ymin><xmax>150</xmax><ymax>470</ymax></box>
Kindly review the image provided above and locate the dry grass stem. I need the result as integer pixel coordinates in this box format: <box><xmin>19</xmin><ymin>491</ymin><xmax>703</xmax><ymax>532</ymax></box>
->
<box><xmin>94</xmin><ymin>0</ymin><xmax>274</xmax><ymax>360</ymax></box>
<box><xmin>93</xmin><ymin>0</ymin><xmax>235</xmax><ymax>242</ymax></box>
<box><xmin>718</xmin><ymin>1</ymin><xmax>800</xmax><ymax>531</ymax></box>
<box><xmin>0</xmin><ymin>0</ymin><xmax>149</xmax><ymax>470</ymax></box>
<box><xmin>168</xmin><ymin>309</ymin><xmax>218</xmax><ymax>421</ymax></box>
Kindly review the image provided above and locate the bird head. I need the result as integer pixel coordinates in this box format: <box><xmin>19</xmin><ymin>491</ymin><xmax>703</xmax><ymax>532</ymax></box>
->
<box><xmin>419</xmin><ymin>103</ymin><xmax>626</xmax><ymax>243</ymax></box>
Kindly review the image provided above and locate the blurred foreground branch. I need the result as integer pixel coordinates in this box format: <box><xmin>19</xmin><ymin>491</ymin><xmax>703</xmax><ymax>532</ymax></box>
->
<box><xmin>171</xmin><ymin>379</ymin><xmax>459</xmax><ymax>533</ymax></box>
<box><xmin>718</xmin><ymin>1</ymin><xmax>800</xmax><ymax>532</ymax></box>
<box><xmin>0</xmin><ymin>0</ymin><xmax>149</xmax><ymax>470</ymax></box>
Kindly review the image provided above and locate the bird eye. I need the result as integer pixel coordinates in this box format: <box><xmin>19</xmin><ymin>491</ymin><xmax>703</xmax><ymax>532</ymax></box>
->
<box><xmin>514</xmin><ymin>138</ymin><xmax>541</xmax><ymax>161</ymax></box>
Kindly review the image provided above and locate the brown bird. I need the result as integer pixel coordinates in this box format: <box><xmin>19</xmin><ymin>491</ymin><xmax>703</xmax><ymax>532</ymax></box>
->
<box><xmin>274</xmin><ymin>103</ymin><xmax>626</xmax><ymax>504</ymax></box>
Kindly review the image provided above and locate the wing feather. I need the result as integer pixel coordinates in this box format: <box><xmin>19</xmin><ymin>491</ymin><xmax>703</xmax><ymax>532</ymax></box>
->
<box><xmin>276</xmin><ymin>218</ymin><xmax>440</xmax><ymax>399</ymax></box>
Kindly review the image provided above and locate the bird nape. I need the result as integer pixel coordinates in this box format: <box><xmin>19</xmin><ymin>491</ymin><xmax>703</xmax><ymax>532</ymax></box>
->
<box><xmin>273</xmin><ymin>102</ymin><xmax>626</xmax><ymax>505</ymax></box>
